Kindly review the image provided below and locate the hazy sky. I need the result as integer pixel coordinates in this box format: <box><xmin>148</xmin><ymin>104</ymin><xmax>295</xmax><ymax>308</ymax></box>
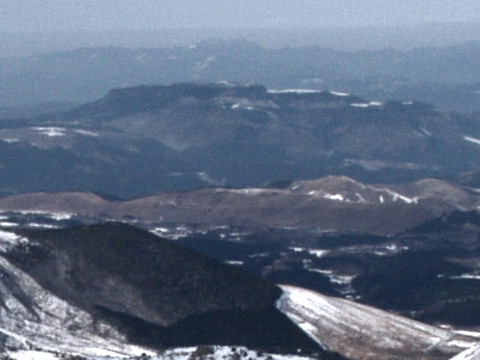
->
<box><xmin>1</xmin><ymin>0</ymin><xmax>480</xmax><ymax>33</ymax></box>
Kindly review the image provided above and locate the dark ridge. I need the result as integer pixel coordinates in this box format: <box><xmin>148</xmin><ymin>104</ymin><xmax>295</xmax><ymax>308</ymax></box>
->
<box><xmin>408</xmin><ymin>210</ymin><xmax>480</xmax><ymax>234</ymax></box>
<box><xmin>2</xmin><ymin>223</ymin><xmax>353</xmax><ymax>354</ymax></box>
<box><xmin>94</xmin><ymin>305</ymin><xmax>342</xmax><ymax>357</ymax></box>
<box><xmin>177</xmin><ymin>237</ymin><xmax>281</xmax><ymax>261</ymax></box>
<box><xmin>265</xmin><ymin>180</ymin><xmax>293</xmax><ymax>189</ymax></box>
<box><xmin>9</xmin><ymin>223</ymin><xmax>281</xmax><ymax>327</ymax></box>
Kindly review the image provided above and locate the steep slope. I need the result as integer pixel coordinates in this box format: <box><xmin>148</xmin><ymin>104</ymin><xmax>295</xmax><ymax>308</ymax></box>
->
<box><xmin>449</xmin><ymin>345</ymin><xmax>480</xmax><ymax>360</ymax></box>
<box><xmin>277</xmin><ymin>285</ymin><xmax>480</xmax><ymax>360</ymax></box>
<box><xmin>0</xmin><ymin>223</ymin><xmax>325</xmax><ymax>355</ymax></box>
<box><xmin>0</xmin><ymin>228</ymin><xmax>150</xmax><ymax>358</ymax></box>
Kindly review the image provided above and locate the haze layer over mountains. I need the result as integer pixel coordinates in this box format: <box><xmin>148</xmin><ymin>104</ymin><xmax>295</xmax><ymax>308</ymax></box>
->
<box><xmin>2</xmin><ymin>2</ymin><xmax>480</xmax><ymax>359</ymax></box>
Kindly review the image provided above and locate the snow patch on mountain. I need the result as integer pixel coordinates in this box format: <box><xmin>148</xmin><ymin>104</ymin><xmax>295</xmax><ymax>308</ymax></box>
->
<box><xmin>464</xmin><ymin>135</ymin><xmax>480</xmax><ymax>146</ymax></box>
<box><xmin>350</xmin><ymin>101</ymin><xmax>383</xmax><ymax>108</ymax></box>
<box><xmin>329</xmin><ymin>91</ymin><xmax>350</xmax><ymax>97</ymax></box>
<box><xmin>268</xmin><ymin>89</ymin><xmax>321</xmax><ymax>94</ymax></box>
<box><xmin>73</xmin><ymin>129</ymin><xmax>99</xmax><ymax>137</ymax></box>
<box><xmin>0</xmin><ymin>252</ymin><xmax>152</xmax><ymax>358</ymax></box>
<box><xmin>0</xmin><ymin>229</ymin><xmax>28</xmax><ymax>251</ymax></box>
<box><xmin>32</xmin><ymin>127</ymin><xmax>66</xmax><ymax>137</ymax></box>
<box><xmin>379</xmin><ymin>188</ymin><xmax>419</xmax><ymax>204</ymax></box>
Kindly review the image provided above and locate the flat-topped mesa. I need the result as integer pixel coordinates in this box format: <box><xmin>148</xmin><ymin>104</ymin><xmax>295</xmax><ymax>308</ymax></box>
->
<box><xmin>69</xmin><ymin>83</ymin><xmax>391</xmax><ymax>119</ymax></box>
<box><xmin>70</xmin><ymin>83</ymin><xmax>270</xmax><ymax>118</ymax></box>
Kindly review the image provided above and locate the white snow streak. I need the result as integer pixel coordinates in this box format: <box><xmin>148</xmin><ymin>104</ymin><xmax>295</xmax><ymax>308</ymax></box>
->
<box><xmin>464</xmin><ymin>135</ymin><xmax>480</xmax><ymax>146</ymax></box>
<box><xmin>329</xmin><ymin>91</ymin><xmax>350</xmax><ymax>97</ymax></box>
<box><xmin>32</xmin><ymin>127</ymin><xmax>66</xmax><ymax>137</ymax></box>
<box><xmin>449</xmin><ymin>345</ymin><xmax>480</xmax><ymax>360</ymax></box>
<box><xmin>269</xmin><ymin>89</ymin><xmax>321</xmax><ymax>94</ymax></box>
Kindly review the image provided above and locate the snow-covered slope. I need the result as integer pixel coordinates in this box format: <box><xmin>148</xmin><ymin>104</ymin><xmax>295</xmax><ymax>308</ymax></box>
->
<box><xmin>449</xmin><ymin>345</ymin><xmax>480</xmax><ymax>360</ymax></box>
<box><xmin>277</xmin><ymin>285</ymin><xmax>480</xmax><ymax>360</ymax></box>
<box><xmin>8</xmin><ymin>346</ymin><xmax>319</xmax><ymax>360</ymax></box>
<box><xmin>0</xmin><ymin>229</ymin><xmax>151</xmax><ymax>358</ymax></box>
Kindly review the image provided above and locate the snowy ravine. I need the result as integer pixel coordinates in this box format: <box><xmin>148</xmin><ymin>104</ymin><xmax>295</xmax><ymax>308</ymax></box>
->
<box><xmin>0</xmin><ymin>230</ymin><xmax>152</xmax><ymax>358</ymax></box>
<box><xmin>276</xmin><ymin>285</ymin><xmax>480</xmax><ymax>360</ymax></box>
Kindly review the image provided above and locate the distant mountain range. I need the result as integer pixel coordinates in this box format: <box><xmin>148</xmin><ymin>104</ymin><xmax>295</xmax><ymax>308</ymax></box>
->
<box><xmin>0</xmin><ymin>175</ymin><xmax>477</xmax><ymax>234</ymax></box>
<box><xmin>1</xmin><ymin>40</ymin><xmax>480</xmax><ymax>111</ymax></box>
<box><xmin>3</xmin><ymin>38</ymin><xmax>480</xmax><ymax>360</ymax></box>
<box><xmin>0</xmin><ymin>83</ymin><xmax>479</xmax><ymax>198</ymax></box>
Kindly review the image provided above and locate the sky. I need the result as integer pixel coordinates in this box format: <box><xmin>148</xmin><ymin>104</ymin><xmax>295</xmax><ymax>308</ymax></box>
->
<box><xmin>1</xmin><ymin>0</ymin><xmax>480</xmax><ymax>33</ymax></box>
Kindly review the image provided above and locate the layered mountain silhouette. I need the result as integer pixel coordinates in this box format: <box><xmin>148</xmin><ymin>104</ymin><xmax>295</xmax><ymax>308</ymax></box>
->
<box><xmin>1</xmin><ymin>41</ymin><xmax>480</xmax><ymax>111</ymax></box>
<box><xmin>0</xmin><ymin>83</ymin><xmax>479</xmax><ymax>198</ymax></box>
